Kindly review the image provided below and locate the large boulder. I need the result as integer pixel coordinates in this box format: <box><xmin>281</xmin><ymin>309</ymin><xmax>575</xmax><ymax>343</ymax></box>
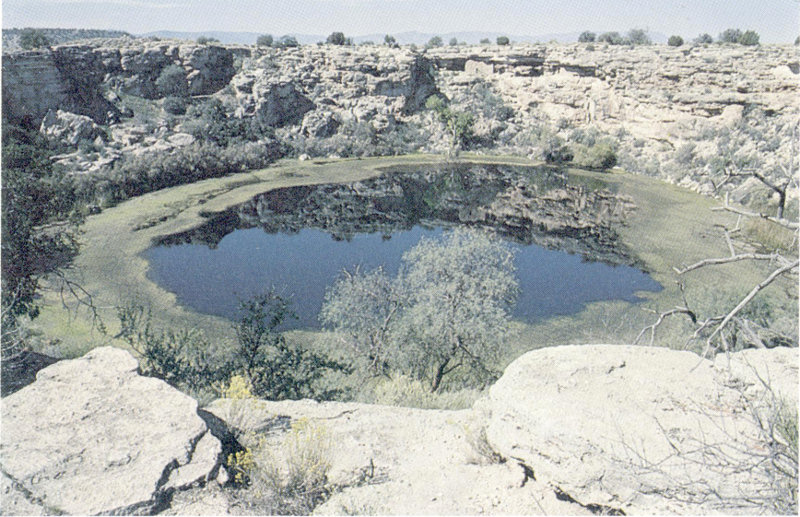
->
<box><xmin>205</xmin><ymin>398</ymin><xmax>587</xmax><ymax>515</ymax></box>
<box><xmin>0</xmin><ymin>347</ymin><xmax>225</xmax><ymax>515</ymax></box>
<box><xmin>40</xmin><ymin>109</ymin><xmax>105</xmax><ymax>146</ymax></box>
<box><xmin>179</xmin><ymin>44</ymin><xmax>236</xmax><ymax>95</ymax></box>
<box><xmin>234</xmin><ymin>75</ymin><xmax>315</xmax><ymax>127</ymax></box>
<box><xmin>484</xmin><ymin>345</ymin><xmax>799</xmax><ymax>515</ymax></box>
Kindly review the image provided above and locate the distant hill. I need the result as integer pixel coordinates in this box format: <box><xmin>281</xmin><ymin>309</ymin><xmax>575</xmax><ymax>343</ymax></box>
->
<box><xmin>3</xmin><ymin>28</ymin><xmax>132</xmax><ymax>50</ymax></box>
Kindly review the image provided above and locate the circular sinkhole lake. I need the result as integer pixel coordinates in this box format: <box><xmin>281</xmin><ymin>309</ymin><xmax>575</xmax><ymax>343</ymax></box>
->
<box><xmin>145</xmin><ymin>225</ymin><xmax>661</xmax><ymax>328</ymax></box>
<box><xmin>143</xmin><ymin>164</ymin><xmax>662</xmax><ymax>328</ymax></box>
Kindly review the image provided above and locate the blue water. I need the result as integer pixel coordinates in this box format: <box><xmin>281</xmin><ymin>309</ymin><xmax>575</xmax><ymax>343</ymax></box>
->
<box><xmin>144</xmin><ymin>225</ymin><xmax>662</xmax><ymax>328</ymax></box>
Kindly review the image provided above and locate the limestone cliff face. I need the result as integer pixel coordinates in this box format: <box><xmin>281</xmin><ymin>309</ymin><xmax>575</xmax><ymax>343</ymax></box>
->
<box><xmin>2</xmin><ymin>41</ymin><xmax>238</xmax><ymax>124</ymax></box>
<box><xmin>427</xmin><ymin>43</ymin><xmax>798</xmax><ymax>134</ymax></box>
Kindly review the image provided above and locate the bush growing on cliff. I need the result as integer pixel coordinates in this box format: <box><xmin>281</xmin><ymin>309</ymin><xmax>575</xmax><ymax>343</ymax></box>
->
<box><xmin>496</xmin><ymin>36</ymin><xmax>510</xmax><ymax>45</ymax></box>
<box><xmin>256</xmin><ymin>34</ymin><xmax>274</xmax><ymax>47</ymax></box>
<box><xmin>426</xmin><ymin>36</ymin><xmax>443</xmax><ymax>48</ymax></box>
<box><xmin>275</xmin><ymin>35</ymin><xmax>299</xmax><ymax>48</ymax></box>
<box><xmin>19</xmin><ymin>28</ymin><xmax>50</xmax><ymax>49</ymax></box>
<box><xmin>233</xmin><ymin>292</ymin><xmax>350</xmax><ymax>401</ymax></box>
<box><xmin>572</xmin><ymin>140</ymin><xmax>618</xmax><ymax>170</ymax></box>
<box><xmin>425</xmin><ymin>96</ymin><xmax>475</xmax><ymax>155</ymax></box>
<box><xmin>738</xmin><ymin>30</ymin><xmax>760</xmax><ymax>46</ymax></box>
<box><xmin>598</xmin><ymin>31</ymin><xmax>625</xmax><ymax>45</ymax></box>
<box><xmin>627</xmin><ymin>29</ymin><xmax>651</xmax><ymax>45</ymax></box>
<box><xmin>196</xmin><ymin>35</ymin><xmax>219</xmax><ymax>45</ymax></box>
<box><xmin>694</xmin><ymin>33</ymin><xmax>714</xmax><ymax>44</ymax></box>
<box><xmin>668</xmin><ymin>35</ymin><xmax>684</xmax><ymax>47</ymax></box>
<box><xmin>156</xmin><ymin>64</ymin><xmax>189</xmax><ymax>98</ymax></box>
<box><xmin>326</xmin><ymin>32</ymin><xmax>347</xmax><ymax>45</ymax></box>
<box><xmin>578</xmin><ymin>31</ymin><xmax>596</xmax><ymax>43</ymax></box>
<box><xmin>162</xmin><ymin>95</ymin><xmax>187</xmax><ymax>115</ymax></box>
<box><xmin>719</xmin><ymin>28</ymin><xmax>743</xmax><ymax>44</ymax></box>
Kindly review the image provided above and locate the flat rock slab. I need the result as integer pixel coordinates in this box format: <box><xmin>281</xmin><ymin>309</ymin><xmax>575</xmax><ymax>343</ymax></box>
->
<box><xmin>207</xmin><ymin>398</ymin><xmax>589</xmax><ymax>515</ymax></box>
<box><xmin>485</xmin><ymin>345</ymin><xmax>799</xmax><ymax>515</ymax></box>
<box><xmin>1</xmin><ymin>346</ymin><xmax>222</xmax><ymax>515</ymax></box>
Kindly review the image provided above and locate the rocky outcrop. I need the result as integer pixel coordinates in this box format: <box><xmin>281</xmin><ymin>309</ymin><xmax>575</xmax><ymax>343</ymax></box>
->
<box><xmin>198</xmin><ymin>345</ymin><xmax>796</xmax><ymax>515</ymax></box>
<box><xmin>0</xmin><ymin>347</ymin><xmax>225</xmax><ymax>515</ymax></box>
<box><xmin>233</xmin><ymin>75</ymin><xmax>316</xmax><ymax>127</ymax></box>
<box><xmin>2</xmin><ymin>42</ymin><xmax>237</xmax><ymax>124</ymax></box>
<box><xmin>484</xmin><ymin>345</ymin><xmax>799</xmax><ymax>515</ymax></box>
<box><xmin>40</xmin><ymin>109</ymin><xmax>105</xmax><ymax>146</ymax></box>
<box><xmin>205</xmin><ymin>398</ymin><xmax>588</xmax><ymax>515</ymax></box>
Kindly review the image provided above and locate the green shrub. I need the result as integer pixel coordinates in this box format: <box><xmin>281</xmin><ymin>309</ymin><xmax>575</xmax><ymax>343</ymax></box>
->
<box><xmin>572</xmin><ymin>140</ymin><xmax>618</xmax><ymax>170</ymax></box>
<box><xmin>496</xmin><ymin>36</ymin><xmax>510</xmax><ymax>45</ymax></box>
<box><xmin>162</xmin><ymin>95</ymin><xmax>187</xmax><ymax>115</ymax></box>
<box><xmin>542</xmin><ymin>134</ymin><xmax>573</xmax><ymax>163</ymax></box>
<box><xmin>578</xmin><ymin>31</ymin><xmax>596</xmax><ymax>43</ymax></box>
<box><xmin>233</xmin><ymin>292</ymin><xmax>350</xmax><ymax>401</ymax></box>
<box><xmin>155</xmin><ymin>64</ymin><xmax>189</xmax><ymax>98</ymax></box>
<box><xmin>668</xmin><ymin>35</ymin><xmax>684</xmax><ymax>47</ymax></box>
<box><xmin>449</xmin><ymin>37</ymin><xmax>459</xmax><ymax>46</ymax></box>
<box><xmin>384</xmin><ymin>34</ymin><xmax>397</xmax><ymax>46</ymax></box>
<box><xmin>256</xmin><ymin>34</ymin><xmax>273</xmax><ymax>47</ymax></box>
<box><xmin>19</xmin><ymin>28</ymin><xmax>50</xmax><ymax>49</ymax></box>
<box><xmin>480</xmin><ymin>38</ymin><xmax>491</xmax><ymax>45</ymax></box>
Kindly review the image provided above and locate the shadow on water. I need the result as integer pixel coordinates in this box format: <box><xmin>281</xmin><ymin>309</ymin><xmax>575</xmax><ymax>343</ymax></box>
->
<box><xmin>144</xmin><ymin>163</ymin><xmax>661</xmax><ymax>328</ymax></box>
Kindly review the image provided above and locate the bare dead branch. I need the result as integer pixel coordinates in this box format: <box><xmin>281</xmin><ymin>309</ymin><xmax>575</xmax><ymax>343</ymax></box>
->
<box><xmin>675</xmin><ymin>252</ymin><xmax>790</xmax><ymax>275</ymax></box>
<box><xmin>705</xmin><ymin>259</ymin><xmax>799</xmax><ymax>347</ymax></box>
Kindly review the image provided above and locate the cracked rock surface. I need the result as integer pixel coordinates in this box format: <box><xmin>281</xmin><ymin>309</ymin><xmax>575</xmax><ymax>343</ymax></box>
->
<box><xmin>0</xmin><ymin>346</ymin><xmax>223</xmax><ymax>515</ymax></box>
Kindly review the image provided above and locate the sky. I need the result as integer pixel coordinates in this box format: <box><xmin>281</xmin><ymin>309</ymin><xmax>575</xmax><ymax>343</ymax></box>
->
<box><xmin>3</xmin><ymin>0</ymin><xmax>799</xmax><ymax>43</ymax></box>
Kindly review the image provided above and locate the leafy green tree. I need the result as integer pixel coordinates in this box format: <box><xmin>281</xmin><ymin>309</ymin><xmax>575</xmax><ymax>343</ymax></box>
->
<box><xmin>384</xmin><ymin>34</ymin><xmax>397</xmax><ymax>46</ymax></box>
<box><xmin>2</xmin><ymin>123</ymin><xmax>81</xmax><ymax>361</ymax></box>
<box><xmin>155</xmin><ymin>64</ymin><xmax>189</xmax><ymax>98</ymax></box>
<box><xmin>256</xmin><ymin>34</ymin><xmax>273</xmax><ymax>47</ymax></box>
<box><xmin>578</xmin><ymin>31</ymin><xmax>596</xmax><ymax>43</ymax></box>
<box><xmin>668</xmin><ymin>35</ymin><xmax>684</xmax><ymax>47</ymax></box>
<box><xmin>480</xmin><ymin>38</ymin><xmax>491</xmax><ymax>44</ymax></box>
<box><xmin>322</xmin><ymin>229</ymin><xmax>518</xmax><ymax>392</ymax></box>
<box><xmin>449</xmin><ymin>37</ymin><xmax>459</xmax><ymax>46</ymax></box>
<box><xmin>18</xmin><ymin>28</ymin><xmax>50</xmax><ymax>49</ymax></box>
<box><xmin>326</xmin><ymin>31</ymin><xmax>346</xmax><ymax>45</ymax></box>
<box><xmin>627</xmin><ymin>28</ymin><xmax>651</xmax><ymax>45</ymax></box>
<box><xmin>738</xmin><ymin>30</ymin><xmax>760</xmax><ymax>46</ymax></box>
<box><xmin>694</xmin><ymin>33</ymin><xmax>714</xmax><ymax>44</ymax></box>
<box><xmin>234</xmin><ymin>292</ymin><xmax>349</xmax><ymax>400</ymax></box>
<box><xmin>427</xmin><ymin>36</ymin><xmax>443</xmax><ymax>47</ymax></box>
<box><xmin>719</xmin><ymin>28</ymin><xmax>743</xmax><ymax>44</ymax></box>
<box><xmin>496</xmin><ymin>35</ymin><xmax>510</xmax><ymax>45</ymax></box>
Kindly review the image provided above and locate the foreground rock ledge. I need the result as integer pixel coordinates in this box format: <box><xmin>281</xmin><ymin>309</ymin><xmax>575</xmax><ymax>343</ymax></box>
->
<box><xmin>0</xmin><ymin>346</ymin><xmax>224</xmax><ymax>515</ymax></box>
